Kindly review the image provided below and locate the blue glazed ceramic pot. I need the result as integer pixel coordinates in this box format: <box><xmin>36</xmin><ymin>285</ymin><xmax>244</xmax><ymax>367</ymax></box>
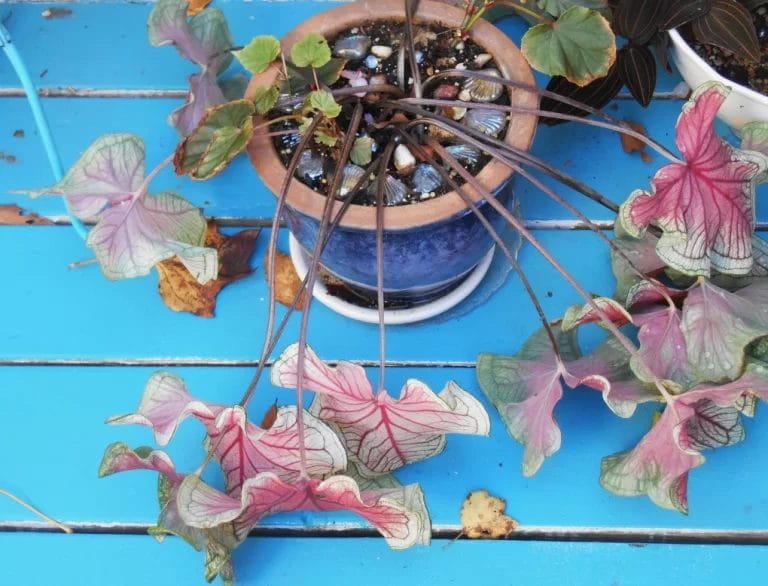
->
<box><xmin>247</xmin><ymin>0</ymin><xmax>537</xmax><ymax>304</ymax></box>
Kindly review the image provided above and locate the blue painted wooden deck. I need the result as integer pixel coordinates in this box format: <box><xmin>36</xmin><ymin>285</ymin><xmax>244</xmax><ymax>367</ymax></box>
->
<box><xmin>1</xmin><ymin>1</ymin><xmax>766</xmax><ymax>584</ymax></box>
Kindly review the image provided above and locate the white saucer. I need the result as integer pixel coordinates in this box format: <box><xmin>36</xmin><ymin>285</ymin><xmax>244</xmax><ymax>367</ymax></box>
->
<box><xmin>288</xmin><ymin>234</ymin><xmax>495</xmax><ymax>325</ymax></box>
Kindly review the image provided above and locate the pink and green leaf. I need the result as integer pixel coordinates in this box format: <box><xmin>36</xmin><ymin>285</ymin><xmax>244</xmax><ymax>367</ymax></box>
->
<box><xmin>619</xmin><ymin>82</ymin><xmax>768</xmax><ymax>277</ymax></box>
<box><xmin>272</xmin><ymin>344</ymin><xmax>490</xmax><ymax>476</ymax></box>
<box><xmin>561</xmin><ymin>297</ymin><xmax>633</xmax><ymax>331</ymax></box>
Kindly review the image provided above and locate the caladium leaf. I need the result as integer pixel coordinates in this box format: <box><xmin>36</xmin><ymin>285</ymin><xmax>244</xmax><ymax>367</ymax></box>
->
<box><xmin>148</xmin><ymin>0</ymin><xmax>235</xmax><ymax>135</ymax></box>
<box><xmin>561</xmin><ymin>297</ymin><xmax>633</xmax><ymax>331</ymax></box>
<box><xmin>271</xmin><ymin>344</ymin><xmax>490</xmax><ymax>476</ymax></box>
<box><xmin>24</xmin><ymin>134</ymin><xmax>215</xmax><ymax>283</ymax></box>
<box><xmin>684</xmin><ymin>399</ymin><xmax>746</xmax><ymax>450</ymax></box>
<box><xmin>619</xmin><ymin>83</ymin><xmax>768</xmax><ymax>277</ymax></box>
<box><xmin>741</xmin><ymin>122</ymin><xmax>768</xmax><ymax>183</ymax></box>
<box><xmin>681</xmin><ymin>279</ymin><xmax>768</xmax><ymax>382</ymax></box>
<box><xmin>600</xmin><ymin>364</ymin><xmax>768</xmax><ymax>512</ymax></box>
<box><xmin>107</xmin><ymin>372</ymin><xmax>346</xmax><ymax>489</ymax></box>
<box><xmin>522</xmin><ymin>6</ymin><xmax>616</xmax><ymax>86</ymax></box>
<box><xmin>177</xmin><ymin>473</ymin><xmax>430</xmax><ymax>549</ymax></box>
<box><xmin>631</xmin><ymin>306</ymin><xmax>698</xmax><ymax>388</ymax></box>
<box><xmin>610</xmin><ymin>230</ymin><xmax>665</xmax><ymax>302</ymax></box>
<box><xmin>174</xmin><ymin>100</ymin><xmax>255</xmax><ymax>180</ymax></box>
<box><xmin>625</xmin><ymin>280</ymin><xmax>688</xmax><ymax>310</ymax></box>
<box><xmin>99</xmin><ymin>443</ymin><xmax>238</xmax><ymax>584</ymax></box>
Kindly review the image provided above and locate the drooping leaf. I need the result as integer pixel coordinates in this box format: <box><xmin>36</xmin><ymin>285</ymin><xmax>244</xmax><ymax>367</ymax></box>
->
<box><xmin>157</xmin><ymin>222</ymin><xmax>259</xmax><ymax>317</ymax></box>
<box><xmin>691</xmin><ymin>0</ymin><xmax>761</xmax><ymax>62</ymax></box>
<box><xmin>617</xmin><ymin>44</ymin><xmax>656</xmax><ymax>108</ymax></box>
<box><xmin>290</xmin><ymin>32</ymin><xmax>331</xmax><ymax>69</ymax></box>
<box><xmin>271</xmin><ymin>344</ymin><xmax>490</xmax><ymax>476</ymax></box>
<box><xmin>251</xmin><ymin>85</ymin><xmax>280</xmax><ymax>115</ymax></box>
<box><xmin>619</xmin><ymin>82</ymin><xmax>768</xmax><ymax>277</ymax></box>
<box><xmin>174</xmin><ymin>99</ymin><xmax>255</xmax><ymax>180</ymax></box>
<box><xmin>561</xmin><ymin>297</ymin><xmax>633</xmax><ymax>331</ymax></box>
<box><xmin>625</xmin><ymin>279</ymin><xmax>688</xmax><ymax>310</ymax></box>
<box><xmin>600</xmin><ymin>364</ymin><xmax>768</xmax><ymax>512</ymax></box>
<box><xmin>234</xmin><ymin>35</ymin><xmax>281</xmax><ymax>74</ymax></box>
<box><xmin>540</xmin><ymin>65</ymin><xmax>623</xmax><ymax>124</ymax></box>
<box><xmin>460</xmin><ymin>490</ymin><xmax>518</xmax><ymax>538</ymax></box>
<box><xmin>107</xmin><ymin>371</ymin><xmax>346</xmax><ymax>489</ymax></box>
<box><xmin>264</xmin><ymin>250</ymin><xmax>308</xmax><ymax>310</ymax></box>
<box><xmin>522</xmin><ymin>6</ymin><xmax>616</xmax><ymax>86</ymax></box>
<box><xmin>681</xmin><ymin>279</ymin><xmax>768</xmax><ymax>382</ymax></box>
<box><xmin>177</xmin><ymin>473</ymin><xmax>431</xmax><ymax>549</ymax></box>
<box><xmin>171</xmin><ymin>72</ymin><xmax>228</xmax><ymax>137</ymax></box>
<box><xmin>99</xmin><ymin>443</ymin><xmax>238</xmax><ymax>584</ymax></box>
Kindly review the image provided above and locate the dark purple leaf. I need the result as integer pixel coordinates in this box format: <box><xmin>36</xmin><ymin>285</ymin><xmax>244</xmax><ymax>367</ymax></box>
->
<box><xmin>540</xmin><ymin>65</ymin><xmax>623</xmax><ymax>124</ymax></box>
<box><xmin>660</xmin><ymin>0</ymin><xmax>713</xmax><ymax>30</ymax></box>
<box><xmin>617</xmin><ymin>44</ymin><xmax>657</xmax><ymax>107</ymax></box>
<box><xmin>613</xmin><ymin>0</ymin><xmax>668</xmax><ymax>44</ymax></box>
<box><xmin>691</xmin><ymin>0</ymin><xmax>761</xmax><ymax>62</ymax></box>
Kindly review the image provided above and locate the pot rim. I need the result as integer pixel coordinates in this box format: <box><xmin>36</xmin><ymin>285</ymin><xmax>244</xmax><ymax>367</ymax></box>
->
<box><xmin>246</xmin><ymin>0</ymin><xmax>538</xmax><ymax>231</ymax></box>
<box><xmin>668</xmin><ymin>28</ymin><xmax>768</xmax><ymax>109</ymax></box>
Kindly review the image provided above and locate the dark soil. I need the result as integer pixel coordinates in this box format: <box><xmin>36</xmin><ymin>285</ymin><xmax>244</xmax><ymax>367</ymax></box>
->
<box><xmin>270</xmin><ymin>20</ymin><xmax>510</xmax><ymax>206</ymax></box>
<box><xmin>688</xmin><ymin>3</ymin><xmax>768</xmax><ymax>96</ymax></box>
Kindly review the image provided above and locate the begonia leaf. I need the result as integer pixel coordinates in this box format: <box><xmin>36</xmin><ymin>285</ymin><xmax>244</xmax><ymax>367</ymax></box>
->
<box><xmin>107</xmin><ymin>372</ymin><xmax>346</xmax><ymax>489</ymax></box>
<box><xmin>271</xmin><ymin>344</ymin><xmax>490</xmax><ymax>476</ymax></box>
<box><xmin>234</xmin><ymin>35</ymin><xmax>281</xmax><ymax>75</ymax></box>
<box><xmin>25</xmin><ymin>134</ymin><xmax>215</xmax><ymax>283</ymax></box>
<box><xmin>308</xmin><ymin>90</ymin><xmax>341</xmax><ymax>119</ymax></box>
<box><xmin>681</xmin><ymin>279</ymin><xmax>768</xmax><ymax>382</ymax></box>
<box><xmin>619</xmin><ymin>83</ymin><xmax>768</xmax><ymax>277</ymax></box>
<box><xmin>290</xmin><ymin>32</ymin><xmax>331</xmax><ymax>69</ymax></box>
<box><xmin>521</xmin><ymin>6</ymin><xmax>616</xmax><ymax>86</ymax></box>
<box><xmin>536</xmin><ymin>0</ymin><xmax>609</xmax><ymax>18</ymax></box>
<box><xmin>600</xmin><ymin>364</ymin><xmax>768</xmax><ymax>512</ymax></box>
<box><xmin>251</xmin><ymin>85</ymin><xmax>280</xmax><ymax>115</ymax></box>
<box><xmin>99</xmin><ymin>443</ymin><xmax>238</xmax><ymax>584</ymax></box>
<box><xmin>177</xmin><ymin>473</ymin><xmax>430</xmax><ymax>549</ymax></box>
<box><xmin>561</xmin><ymin>296</ymin><xmax>633</xmax><ymax>331</ymax></box>
<box><xmin>174</xmin><ymin>99</ymin><xmax>255</xmax><ymax>180</ymax></box>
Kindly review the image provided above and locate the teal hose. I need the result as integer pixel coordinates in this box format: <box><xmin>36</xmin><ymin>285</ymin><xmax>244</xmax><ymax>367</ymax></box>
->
<box><xmin>0</xmin><ymin>22</ymin><xmax>87</xmax><ymax>239</ymax></box>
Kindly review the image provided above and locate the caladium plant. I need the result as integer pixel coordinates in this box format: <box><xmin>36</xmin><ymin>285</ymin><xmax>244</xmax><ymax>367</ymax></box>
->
<box><xmin>478</xmin><ymin>83</ymin><xmax>768</xmax><ymax>512</ymax></box>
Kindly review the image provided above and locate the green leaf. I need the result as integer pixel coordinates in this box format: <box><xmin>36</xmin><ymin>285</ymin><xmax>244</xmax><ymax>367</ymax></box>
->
<box><xmin>536</xmin><ymin>0</ymin><xmax>610</xmax><ymax>17</ymax></box>
<box><xmin>279</xmin><ymin>59</ymin><xmax>347</xmax><ymax>94</ymax></box>
<box><xmin>741</xmin><ymin>122</ymin><xmax>768</xmax><ymax>184</ymax></box>
<box><xmin>308</xmin><ymin>90</ymin><xmax>341</xmax><ymax>118</ymax></box>
<box><xmin>174</xmin><ymin>99</ymin><xmax>255</xmax><ymax>180</ymax></box>
<box><xmin>252</xmin><ymin>85</ymin><xmax>279</xmax><ymax>115</ymax></box>
<box><xmin>350</xmin><ymin>136</ymin><xmax>374</xmax><ymax>166</ymax></box>
<box><xmin>314</xmin><ymin>129</ymin><xmax>339</xmax><ymax>147</ymax></box>
<box><xmin>234</xmin><ymin>35</ymin><xmax>281</xmax><ymax>74</ymax></box>
<box><xmin>521</xmin><ymin>6</ymin><xmax>616</xmax><ymax>86</ymax></box>
<box><xmin>290</xmin><ymin>32</ymin><xmax>331</xmax><ymax>69</ymax></box>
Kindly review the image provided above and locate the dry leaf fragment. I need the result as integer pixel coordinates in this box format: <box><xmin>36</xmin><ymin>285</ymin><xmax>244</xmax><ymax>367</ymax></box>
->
<box><xmin>260</xmin><ymin>402</ymin><xmax>279</xmax><ymax>430</ymax></box>
<box><xmin>264</xmin><ymin>251</ymin><xmax>308</xmax><ymax>310</ymax></box>
<box><xmin>620</xmin><ymin>120</ymin><xmax>652</xmax><ymax>163</ymax></box>
<box><xmin>186</xmin><ymin>0</ymin><xmax>212</xmax><ymax>16</ymax></box>
<box><xmin>460</xmin><ymin>490</ymin><xmax>518</xmax><ymax>539</ymax></box>
<box><xmin>157</xmin><ymin>221</ymin><xmax>260</xmax><ymax>317</ymax></box>
<box><xmin>0</xmin><ymin>204</ymin><xmax>53</xmax><ymax>226</ymax></box>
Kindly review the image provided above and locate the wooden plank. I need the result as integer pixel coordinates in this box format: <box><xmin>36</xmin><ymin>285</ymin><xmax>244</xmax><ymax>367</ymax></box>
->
<box><xmin>0</xmin><ymin>2</ymin><xmax>684</xmax><ymax>92</ymax></box>
<box><xmin>1</xmin><ymin>96</ymin><xmax>726</xmax><ymax>226</ymax></box>
<box><xmin>0</xmin><ymin>227</ymin><xmax>632</xmax><ymax>363</ymax></box>
<box><xmin>1</xmin><ymin>532</ymin><xmax>766</xmax><ymax>585</ymax></box>
<box><xmin>1</xmin><ymin>365</ymin><xmax>767</xmax><ymax>530</ymax></box>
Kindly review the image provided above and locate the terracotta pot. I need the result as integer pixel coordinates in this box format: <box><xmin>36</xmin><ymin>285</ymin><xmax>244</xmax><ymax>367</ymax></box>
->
<box><xmin>247</xmin><ymin>0</ymin><xmax>537</xmax><ymax>302</ymax></box>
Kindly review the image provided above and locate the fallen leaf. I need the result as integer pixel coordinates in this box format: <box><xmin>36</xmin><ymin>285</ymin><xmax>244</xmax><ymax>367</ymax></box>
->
<box><xmin>0</xmin><ymin>204</ymin><xmax>53</xmax><ymax>226</ymax></box>
<box><xmin>157</xmin><ymin>221</ymin><xmax>259</xmax><ymax>317</ymax></box>
<box><xmin>265</xmin><ymin>251</ymin><xmax>308</xmax><ymax>310</ymax></box>
<box><xmin>620</xmin><ymin>120</ymin><xmax>651</xmax><ymax>163</ymax></box>
<box><xmin>260</xmin><ymin>402</ymin><xmax>279</xmax><ymax>430</ymax></box>
<box><xmin>186</xmin><ymin>0</ymin><xmax>211</xmax><ymax>16</ymax></box>
<box><xmin>460</xmin><ymin>490</ymin><xmax>518</xmax><ymax>539</ymax></box>
<box><xmin>13</xmin><ymin>130</ymin><xmax>24</xmax><ymax>139</ymax></box>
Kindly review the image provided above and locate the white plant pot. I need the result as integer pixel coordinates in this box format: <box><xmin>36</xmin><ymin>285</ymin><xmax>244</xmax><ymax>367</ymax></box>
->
<box><xmin>668</xmin><ymin>28</ymin><xmax>768</xmax><ymax>130</ymax></box>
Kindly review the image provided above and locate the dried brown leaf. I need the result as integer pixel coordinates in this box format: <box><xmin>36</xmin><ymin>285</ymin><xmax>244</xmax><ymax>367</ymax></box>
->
<box><xmin>620</xmin><ymin>120</ymin><xmax>652</xmax><ymax>163</ymax></box>
<box><xmin>460</xmin><ymin>490</ymin><xmax>518</xmax><ymax>539</ymax></box>
<box><xmin>0</xmin><ymin>204</ymin><xmax>53</xmax><ymax>226</ymax></box>
<box><xmin>264</xmin><ymin>250</ymin><xmax>308</xmax><ymax>310</ymax></box>
<box><xmin>157</xmin><ymin>221</ymin><xmax>260</xmax><ymax>318</ymax></box>
<box><xmin>186</xmin><ymin>0</ymin><xmax>212</xmax><ymax>16</ymax></box>
<box><xmin>260</xmin><ymin>402</ymin><xmax>279</xmax><ymax>430</ymax></box>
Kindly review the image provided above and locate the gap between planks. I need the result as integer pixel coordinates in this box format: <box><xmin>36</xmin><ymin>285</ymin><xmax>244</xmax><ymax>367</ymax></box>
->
<box><xmin>2</xmin><ymin>520</ymin><xmax>768</xmax><ymax>545</ymax></box>
<box><xmin>0</xmin><ymin>357</ymin><xmax>476</xmax><ymax>368</ymax></box>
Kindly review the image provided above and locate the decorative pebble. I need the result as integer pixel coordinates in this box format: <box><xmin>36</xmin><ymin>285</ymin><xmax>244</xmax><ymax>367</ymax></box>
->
<box><xmin>411</xmin><ymin>164</ymin><xmax>443</xmax><ymax>194</ymax></box>
<box><xmin>445</xmin><ymin>144</ymin><xmax>482</xmax><ymax>167</ymax></box>
<box><xmin>463</xmin><ymin>108</ymin><xmax>507</xmax><ymax>137</ymax></box>
<box><xmin>295</xmin><ymin>150</ymin><xmax>325</xmax><ymax>187</ymax></box>
<box><xmin>474</xmin><ymin>53</ymin><xmax>492</xmax><ymax>68</ymax></box>
<box><xmin>415</xmin><ymin>50</ymin><xmax>424</xmax><ymax>64</ymax></box>
<box><xmin>371</xmin><ymin>45</ymin><xmax>393</xmax><ymax>59</ymax></box>
<box><xmin>333</xmin><ymin>34</ymin><xmax>371</xmax><ymax>60</ymax></box>
<box><xmin>394</xmin><ymin>144</ymin><xmax>417</xmax><ymax>175</ymax></box>
<box><xmin>337</xmin><ymin>164</ymin><xmax>369</xmax><ymax>198</ymax></box>
<box><xmin>433</xmin><ymin>84</ymin><xmax>459</xmax><ymax>100</ymax></box>
<box><xmin>364</xmin><ymin>55</ymin><xmax>379</xmax><ymax>69</ymax></box>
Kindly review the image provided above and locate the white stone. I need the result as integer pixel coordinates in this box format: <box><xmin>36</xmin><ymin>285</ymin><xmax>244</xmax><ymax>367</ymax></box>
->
<box><xmin>393</xmin><ymin>144</ymin><xmax>416</xmax><ymax>174</ymax></box>
<box><xmin>371</xmin><ymin>45</ymin><xmax>393</xmax><ymax>59</ymax></box>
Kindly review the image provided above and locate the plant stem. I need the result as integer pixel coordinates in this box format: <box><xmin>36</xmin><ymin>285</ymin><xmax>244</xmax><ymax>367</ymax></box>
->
<box><xmin>138</xmin><ymin>154</ymin><xmax>175</xmax><ymax>197</ymax></box>
<box><xmin>404</xmin><ymin>0</ymin><xmax>423</xmax><ymax>99</ymax></box>
<box><xmin>0</xmin><ymin>488</ymin><xmax>72</xmax><ymax>534</ymax></box>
